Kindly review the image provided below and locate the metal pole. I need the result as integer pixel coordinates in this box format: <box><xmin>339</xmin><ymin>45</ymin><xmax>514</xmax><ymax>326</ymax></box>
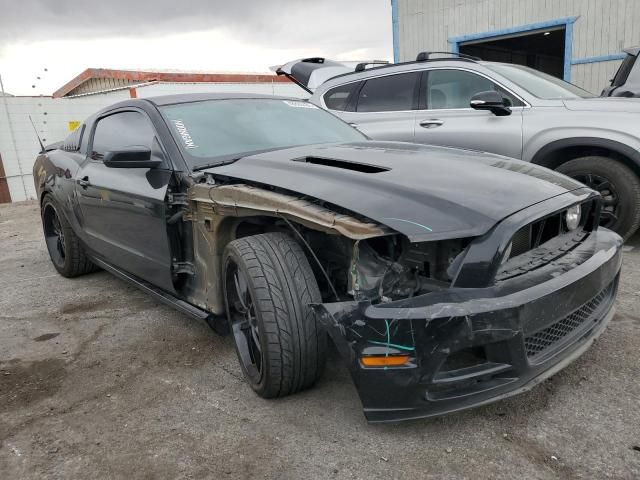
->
<box><xmin>0</xmin><ymin>73</ymin><xmax>29</xmax><ymax>200</ymax></box>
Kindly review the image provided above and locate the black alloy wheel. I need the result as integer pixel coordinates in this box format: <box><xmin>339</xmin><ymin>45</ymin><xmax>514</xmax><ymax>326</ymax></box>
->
<box><xmin>225</xmin><ymin>259</ymin><xmax>263</xmax><ymax>384</ymax></box>
<box><xmin>557</xmin><ymin>156</ymin><xmax>640</xmax><ymax>240</ymax></box>
<box><xmin>43</xmin><ymin>202</ymin><xmax>66</xmax><ymax>269</ymax></box>
<box><xmin>570</xmin><ymin>172</ymin><xmax>619</xmax><ymax>229</ymax></box>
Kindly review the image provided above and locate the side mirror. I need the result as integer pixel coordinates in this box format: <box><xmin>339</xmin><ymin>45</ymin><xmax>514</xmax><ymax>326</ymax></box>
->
<box><xmin>103</xmin><ymin>147</ymin><xmax>161</xmax><ymax>168</ymax></box>
<box><xmin>470</xmin><ymin>91</ymin><xmax>512</xmax><ymax>116</ymax></box>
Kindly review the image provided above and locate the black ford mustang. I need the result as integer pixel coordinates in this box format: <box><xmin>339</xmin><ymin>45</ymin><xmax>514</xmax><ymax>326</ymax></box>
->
<box><xmin>34</xmin><ymin>93</ymin><xmax>622</xmax><ymax>422</ymax></box>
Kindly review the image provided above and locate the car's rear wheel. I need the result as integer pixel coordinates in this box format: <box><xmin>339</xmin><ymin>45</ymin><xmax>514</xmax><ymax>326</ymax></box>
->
<box><xmin>223</xmin><ymin>232</ymin><xmax>326</xmax><ymax>398</ymax></box>
<box><xmin>41</xmin><ymin>195</ymin><xmax>98</xmax><ymax>277</ymax></box>
<box><xmin>557</xmin><ymin>156</ymin><xmax>640</xmax><ymax>240</ymax></box>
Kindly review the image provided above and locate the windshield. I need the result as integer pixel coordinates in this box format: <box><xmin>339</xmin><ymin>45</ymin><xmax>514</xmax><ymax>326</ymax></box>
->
<box><xmin>160</xmin><ymin>98</ymin><xmax>366</xmax><ymax>169</ymax></box>
<box><xmin>486</xmin><ymin>64</ymin><xmax>595</xmax><ymax>99</ymax></box>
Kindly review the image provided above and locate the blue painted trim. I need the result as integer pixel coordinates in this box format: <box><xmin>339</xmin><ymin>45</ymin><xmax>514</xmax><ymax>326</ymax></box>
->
<box><xmin>391</xmin><ymin>0</ymin><xmax>399</xmax><ymax>63</ymax></box>
<box><xmin>564</xmin><ymin>21</ymin><xmax>573</xmax><ymax>81</ymax></box>
<box><xmin>448</xmin><ymin>16</ymin><xmax>579</xmax><ymax>81</ymax></box>
<box><xmin>572</xmin><ymin>53</ymin><xmax>626</xmax><ymax>65</ymax></box>
<box><xmin>448</xmin><ymin>16</ymin><xmax>578</xmax><ymax>45</ymax></box>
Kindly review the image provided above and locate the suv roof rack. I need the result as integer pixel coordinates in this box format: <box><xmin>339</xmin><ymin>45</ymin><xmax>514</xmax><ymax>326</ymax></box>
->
<box><xmin>323</xmin><ymin>52</ymin><xmax>482</xmax><ymax>84</ymax></box>
<box><xmin>355</xmin><ymin>61</ymin><xmax>390</xmax><ymax>72</ymax></box>
<box><xmin>415</xmin><ymin>51</ymin><xmax>481</xmax><ymax>61</ymax></box>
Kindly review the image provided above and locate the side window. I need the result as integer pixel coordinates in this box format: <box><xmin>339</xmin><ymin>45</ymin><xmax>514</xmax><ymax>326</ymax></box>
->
<box><xmin>424</xmin><ymin>70</ymin><xmax>524</xmax><ymax>109</ymax></box>
<box><xmin>324</xmin><ymin>82</ymin><xmax>360</xmax><ymax>111</ymax></box>
<box><xmin>356</xmin><ymin>72</ymin><xmax>419</xmax><ymax>112</ymax></box>
<box><xmin>91</xmin><ymin>111</ymin><xmax>155</xmax><ymax>160</ymax></box>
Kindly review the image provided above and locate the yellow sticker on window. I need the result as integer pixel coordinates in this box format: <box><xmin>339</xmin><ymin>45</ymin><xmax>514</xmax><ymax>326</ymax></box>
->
<box><xmin>68</xmin><ymin>121</ymin><xmax>81</xmax><ymax>132</ymax></box>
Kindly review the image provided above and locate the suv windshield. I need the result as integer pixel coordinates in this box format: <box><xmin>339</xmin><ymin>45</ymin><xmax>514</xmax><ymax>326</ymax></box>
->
<box><xmin>160</xmin><ymin>98</ymin><xmax>366</xmax><ymax>169</ymax></box>
<box><xmin>486</xmin><ymin>64</ymin><xmax>595</xmax><ymax>99</ymax></box>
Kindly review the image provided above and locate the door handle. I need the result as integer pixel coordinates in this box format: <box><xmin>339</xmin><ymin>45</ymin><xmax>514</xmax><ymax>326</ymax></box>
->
<box><xmin>348</xmin><ymin>122</ymin><xmax>359</xmax><ymax>129</ymax></box>
<box><xmin>419</xmin><ymin>119</ymin><xmax>444</xmax><ymax>129</ymax></box>
<box><xmin>77</xmin><ymin>176</ymin><xmax>90</xmax><ymax>189</ymax></box>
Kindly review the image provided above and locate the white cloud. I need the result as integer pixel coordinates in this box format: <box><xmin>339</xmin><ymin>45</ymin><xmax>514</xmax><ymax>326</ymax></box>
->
<box><xmin>0</xmin><ymin>1</ymin><xmax>392</xmax><ymax>95</ymax></box>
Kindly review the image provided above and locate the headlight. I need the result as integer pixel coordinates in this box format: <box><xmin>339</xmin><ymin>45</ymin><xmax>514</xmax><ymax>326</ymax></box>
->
<box><xmin>565</xmin><ymin>204</ymin><xmax>582</xmax><ymax>231</ymax></box>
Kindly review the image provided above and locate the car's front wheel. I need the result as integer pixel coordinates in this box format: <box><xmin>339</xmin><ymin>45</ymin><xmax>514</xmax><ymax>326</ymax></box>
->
<box><xmin>41</xmin><ymin>195</ymin><xmax>97</xmax><ymax>277</ymax></box>
<box><xmin>557</xmin><ymin>156</ymin><xmax>640</xmax><ymax>240</ymax></box>
<box><xmin>223</xmin><ymin>232</ymin><xmax>327</xmax><ymax>398</ymax></box>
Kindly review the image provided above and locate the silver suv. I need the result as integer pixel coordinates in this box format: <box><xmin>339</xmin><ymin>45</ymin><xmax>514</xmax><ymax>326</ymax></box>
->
<box><xmin>277</xmin><ymin>54</ymin><xmax>640</xmax><ymax>240</ymax></box>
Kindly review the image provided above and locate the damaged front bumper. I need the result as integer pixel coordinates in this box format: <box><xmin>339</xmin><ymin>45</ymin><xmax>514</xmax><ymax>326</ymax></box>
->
<box><xmin>314</xmin><ymin>229</ymin><xmax>623</xmax><ymax>422</ymax></box>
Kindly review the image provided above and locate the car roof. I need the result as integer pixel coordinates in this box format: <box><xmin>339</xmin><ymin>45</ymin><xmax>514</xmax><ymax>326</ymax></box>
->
<box><xmin>144</xmin><ymin>92</ymin><xmax>296</xmax><ymax>106</ymax></box>
<box><xmin>317</xmin><ymin>58</ymin><xmax>490</xmax><ymax>90</ymax></box>
<box><xmin>83</xmin><ymin>93</ymin><xmax>307</xmax><ymax>128</ymax></box>
<box><xmin>94</xmin><ymin>93</ymin><xmax>300</xmax><ymax>115</ymax></box>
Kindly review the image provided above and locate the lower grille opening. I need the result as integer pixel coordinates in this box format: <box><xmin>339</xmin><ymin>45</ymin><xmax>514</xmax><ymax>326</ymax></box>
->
<box><xmin>524</xmin><ymin>281</ymin><xmax>615</xmax><ymax>360</ymax></box>
<box><xmin>440</xmin><ymin>347</ymin><xmax>487</xmax><ymax>372</ymax></box>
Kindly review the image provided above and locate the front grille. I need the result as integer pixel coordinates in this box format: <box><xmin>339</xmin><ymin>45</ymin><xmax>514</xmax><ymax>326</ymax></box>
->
<box><xmin>508</xmin><ymin>200</ymin><xmax>596</xmax><ymax>260</ymax></box>
<box><xmin>510</xmin><ymin>212</ymin><xmax>563</xmax><ymax>258</ymax></box>
<box><xmin>524</xmin><ymin>281</ymin><xmax>615</xmax><ymax>360</ymax></box>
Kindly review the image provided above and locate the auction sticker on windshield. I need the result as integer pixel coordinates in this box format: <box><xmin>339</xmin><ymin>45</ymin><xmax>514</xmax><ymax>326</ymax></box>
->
<box><xmin>172</xmin><ymin>119</ymin><xmax>198</xmax><ymax>149</ymax></box>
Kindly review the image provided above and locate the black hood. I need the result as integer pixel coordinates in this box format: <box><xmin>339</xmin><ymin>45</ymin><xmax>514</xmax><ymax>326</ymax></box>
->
<box><xmin>205</xmin><ymin>141</ymin><xmax>584</xmax><ymax>241</ymax></box>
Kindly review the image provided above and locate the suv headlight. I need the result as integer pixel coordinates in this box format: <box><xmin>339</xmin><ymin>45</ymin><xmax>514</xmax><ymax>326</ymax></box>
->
<box><xmin>565</xmin><ymin>204</ymin><xmax>582</xmax><ymax>231</ymax></box>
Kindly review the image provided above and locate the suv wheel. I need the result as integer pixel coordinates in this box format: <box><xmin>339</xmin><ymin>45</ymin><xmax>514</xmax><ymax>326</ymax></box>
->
<box><xmin>557</xmin><ymin>156</ymin><xmax>640</xmax><ymax>240</ymax></box>
<box><xmin>223</xmin><ymin>232</ymin><xmax>327</xmax><ymax>398</ymax></box>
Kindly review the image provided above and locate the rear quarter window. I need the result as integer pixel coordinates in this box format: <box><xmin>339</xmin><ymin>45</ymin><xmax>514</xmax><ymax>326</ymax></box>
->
<box><xmin>323</xmin><ymin>82</ymin><xmax>360</xmax><ymax>111</ymax></box>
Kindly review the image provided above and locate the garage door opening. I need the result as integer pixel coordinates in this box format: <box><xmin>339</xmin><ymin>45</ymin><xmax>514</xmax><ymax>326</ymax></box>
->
<box><xmin>459</xmin><ymin>27</ymin><xmax>566</xmax><ymax>79</ymax></box>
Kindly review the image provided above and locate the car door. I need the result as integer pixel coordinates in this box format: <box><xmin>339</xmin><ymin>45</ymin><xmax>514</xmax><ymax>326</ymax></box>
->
<box><xmin>75</xmin><ymin>109</ymin><xmax>176</xmax><ymax>292</ymax></box>
<box><xmin>326</xmin><ymin>72</ymin><xmax>420</xmax><ymax>142</ymax></box>
<box><xmin>413</xmin><ymin>68</ymin><xmax>524</xmax><ymax>159</ymax></box>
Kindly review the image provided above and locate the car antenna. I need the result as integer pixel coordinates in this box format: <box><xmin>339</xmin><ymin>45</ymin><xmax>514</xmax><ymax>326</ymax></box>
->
<box><xmin>28</xmin><ymin>115</ymin><xmax>46</xmax><ymax>153</ymax></box>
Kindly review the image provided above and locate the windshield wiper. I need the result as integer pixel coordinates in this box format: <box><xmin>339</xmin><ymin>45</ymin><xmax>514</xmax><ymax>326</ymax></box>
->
<box><xmin>191</xmin><ymin>146</ymin><xmax>296</xmax><ymax>172</ymax></box>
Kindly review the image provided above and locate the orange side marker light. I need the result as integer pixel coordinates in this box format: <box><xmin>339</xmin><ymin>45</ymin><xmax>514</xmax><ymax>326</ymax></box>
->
<box><xmin>360</xmin><ymin>355</ymin><xmax>409</xmax><ymax>367</ymax></box>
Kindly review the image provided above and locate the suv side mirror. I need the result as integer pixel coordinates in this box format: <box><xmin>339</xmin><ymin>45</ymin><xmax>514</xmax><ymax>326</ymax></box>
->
<box><xmin>470</xmin><ymin>91</ymin><xmax>512</xmax><ymax>116</ymax></box>
<box><xmin>103</xmin><ymin>147</ymin><xmax>161</xmax><ymax>168</ymax></box>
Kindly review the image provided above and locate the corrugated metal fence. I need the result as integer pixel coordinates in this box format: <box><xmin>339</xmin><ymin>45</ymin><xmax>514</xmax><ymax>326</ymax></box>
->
<box><xmin>395</xmin><ymin>0</ymin><xmax>640</xmax><ymax>94</ymax></box>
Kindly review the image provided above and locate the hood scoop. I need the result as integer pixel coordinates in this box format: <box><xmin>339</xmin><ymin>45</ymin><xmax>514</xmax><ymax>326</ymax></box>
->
<box><xmin>293</xmin><ymin>156</ymin><xmax>390</xmax><ymax>174</ymax></box>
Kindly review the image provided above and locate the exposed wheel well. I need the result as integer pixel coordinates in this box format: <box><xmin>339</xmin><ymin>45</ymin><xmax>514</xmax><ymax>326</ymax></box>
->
<box><xmin>533</xmin><ymin>144</ymin><xmax>640</xmax><ymax>178</ymax></box>
<box><xmin>40</xmin><ymin>189</ymin><xmax>51</xmax><ymax>206</ymax></box>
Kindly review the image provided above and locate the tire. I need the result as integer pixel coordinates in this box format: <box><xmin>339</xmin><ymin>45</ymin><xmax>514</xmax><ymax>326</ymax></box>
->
<box><xmin>223</xmin><ymin>232</ymin><xmax>327</xmax><ymax>398</ymax></box>
<box><xmin>41</xmin><ymin>195</ymin><xmax>98</xmax><ymax>277</ymax></box>
<box><xmin>556</xmin><ymin>156</ymin><xmax>640</xmax><ymax>241</ymax></box>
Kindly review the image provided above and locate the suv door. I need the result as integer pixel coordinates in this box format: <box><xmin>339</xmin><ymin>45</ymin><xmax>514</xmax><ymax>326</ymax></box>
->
<box><xmin>75</xmin><ymin>110</ymin><xmax>176</xmax><ymax>292</ymax></box>
<box><xmin>413</xmin><ymin>69</ymin><xmax>524</xmax><ymax>159</ymax></box>
<box><xmin>326</xmin><ymin>72</ymin><xmax>420</xmax><ymax>142</ymax></box>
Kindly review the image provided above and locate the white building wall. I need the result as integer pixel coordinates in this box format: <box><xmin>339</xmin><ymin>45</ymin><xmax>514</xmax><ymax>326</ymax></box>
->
<box><xmin>0</xmin><ymin>81</ymin><xmax>306</xmax><ymax>202</ymax></box>
<box><xmin>396</xmin><ymin>0</ymin><xmax>640</xmax><ymax>94</ymax></box>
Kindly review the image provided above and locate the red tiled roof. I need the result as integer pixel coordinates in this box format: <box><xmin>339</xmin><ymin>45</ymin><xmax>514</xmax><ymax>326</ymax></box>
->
<box><xmin>52</xmin><ymin>68</ymin><xmax>290</xmax><ymax>98</ymax></box>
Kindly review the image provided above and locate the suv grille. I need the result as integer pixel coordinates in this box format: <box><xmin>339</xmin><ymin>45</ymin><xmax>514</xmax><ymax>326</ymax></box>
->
<box><xmin>524</xmin><ymin>281</ymin><xmax>615</xmax><ymax>360</ymax></box>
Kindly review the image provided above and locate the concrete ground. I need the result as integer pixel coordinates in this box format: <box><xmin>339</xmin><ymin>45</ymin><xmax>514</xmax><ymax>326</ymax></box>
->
<box><xmin>0</xmin><ymin>200</ymin><xmax>639</xmax><ymax>480</ymax></box>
